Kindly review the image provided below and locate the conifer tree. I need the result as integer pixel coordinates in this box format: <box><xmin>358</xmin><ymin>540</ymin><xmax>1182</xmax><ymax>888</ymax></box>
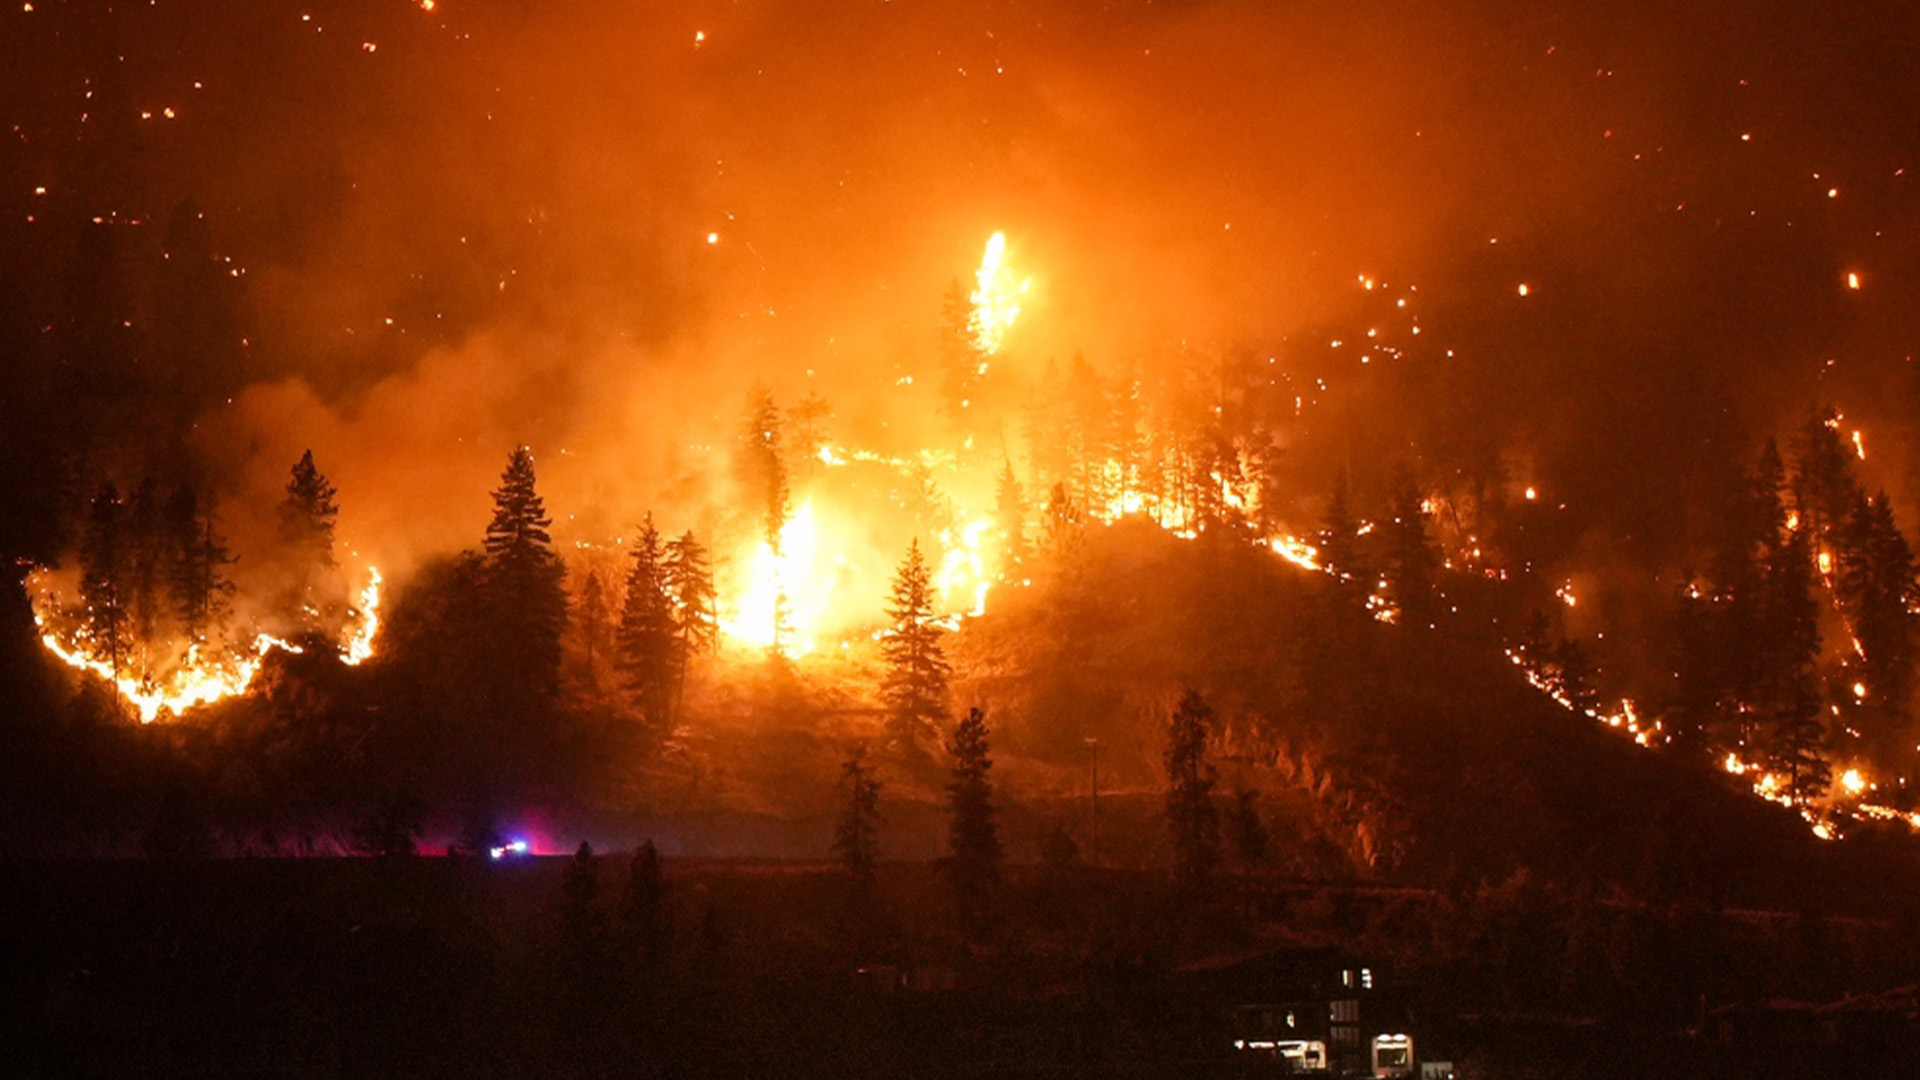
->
<box><xmin>1227</xmin><ymin>788</ymin><xmax>1271</xmax><ymax>868</ymax></box>
<box><xmin>881</xmin><ymin>540</ymin><xmax>952</xmax><ymax>753</ymax></box>
<box><xmin>617</xmin><ymin>515</ymin><xmax>677</xmax><ymax>729</ymax></box>
<box><xmin>834</xmin><ymin>744</ymin><xmax>883</xmax><ymax>887</ymax></box>
<box><xmin>1761</xmin><ymin>528</ymin><xmax>1829</xmax><ymax>800</ymax></box>
<box><xmin>1318</xmin><ymin>470</ymin><xmax>1363</xmax><ymax>583</ymax></box>
<box><xmin>944</xmin><ymin>707</ymin><xmax>1001</xmax><ymax>926</ymax></box>
<box><xmin>167</xmin><ymin>485</ymin><xmax>235</xmax><ymax>648</ymax></box>
<box><xmin>622</xmin><ymin>839</ymin><xmax>670</xmax><ymax>964</ymax></box>
<box><xmin>78</xmin><ymin>482</ymin><xmax>131</xmax><ymax>676</ymax></box>
<box><xmin>1551</xmin><ymin>638</ymin><xmax>1602</xmax><ymax>715</ymax></box>
<box><xmin>561</xmin><ymin>842</ymin><xmax>606</xmax><ymax>977</ymax></box>
<box><xmin>1164</xmin><ymin>689</ymin><xmax>1222</xmax><ymax>890</ymax></box>
<box><xmin>1836</xmin><ymin>493</ymin><xmax>1918</xmax><ymax>758</ymax></box>
<box><xmin>664</xmin><ymin>530</ymin><xmax>717</xmax><ymax>704</ymax></box>
<box><xmin>740</xmin><ymin>387</ymin><xmax>790</xmax><ymax>549</ymax></box>
<box><xmin>125</xmin><ymin>479</ymin><xmax>167</xmax><ymax>680</ymax></box>
<box><xmin>1382</xmin><ymin>474</ymin><xmax>1440</xmax><ymax>626</ymax></box>
<box><xmin>279</xmin><ymin>450</ymin><xmax>341</xmax><ymax>633</ymax></box>
<box><xmin>483</xmin><ymin>445</ymin><xmax>569</xmax><ymax>714</ymax></box>
<box><xmin>280</xmin><ymin>449</ymin><xmax>339</xmax><ymax>565</ymax></box>
<box><xmin>576</xmin><ymin>569</ymin><xmax>610</xmax><ymax>681</ymax></box>
<box><xmin>993</xmin><ymin>460</ymin><xmax>1029</xmax><ymax>579</ymax></box>
<box><xmin>1790</xmin><ymin>407</ymin><xmax>1861</xmax><ymax>541</ymax></box>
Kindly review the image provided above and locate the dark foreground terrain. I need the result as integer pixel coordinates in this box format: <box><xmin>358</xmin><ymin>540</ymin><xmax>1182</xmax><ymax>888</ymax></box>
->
<box><xmin>6</xmin><ymin>855</ymin><xmax>1920</xmax><ymax>1079</ymax></box>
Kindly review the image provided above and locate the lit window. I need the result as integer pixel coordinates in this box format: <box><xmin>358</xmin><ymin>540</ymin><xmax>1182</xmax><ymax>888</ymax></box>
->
<box><xmin>1361</xmin><ymin>967</ymin><xmax>1373</xmax><ymax>989</ymax></box>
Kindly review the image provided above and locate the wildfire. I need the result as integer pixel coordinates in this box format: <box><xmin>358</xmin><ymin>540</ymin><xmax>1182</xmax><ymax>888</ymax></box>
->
<box><xmin>343</xmin><ymin>567</ymin><xmax>383</xmax><ymax>666</ymax></box>
<box><xmin>32</xmin><ymin>565</ymin><xmax>384</xmax><ymax>723</ymax></box>
<box><xmin>720</xmin><ymin>500</ymin><xmax>831</xmax><ymax>656</ymax></box>
<box><xmin>934</xmin><ymin>517</ymin><xmax>993</xmax><ymax>618</ymax></box>
<box><xmin>1269</xmin><ymin>536</ymin><xmax>1320</xmax><ymax>572</ymax></box>
<box><xmin>968</xmin><ymin>231</ymin><xmax>1030</xmax><ymax>356</ymax></box>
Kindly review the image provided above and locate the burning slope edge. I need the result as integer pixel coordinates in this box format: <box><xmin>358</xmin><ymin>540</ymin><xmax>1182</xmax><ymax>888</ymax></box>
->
<box><xmin>30</xmin><ymin>566</ymin><xmax>381</xmax><ymax>724</ymax></box>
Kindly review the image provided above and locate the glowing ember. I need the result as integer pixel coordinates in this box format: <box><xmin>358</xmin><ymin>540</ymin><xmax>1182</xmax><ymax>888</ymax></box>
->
<box><xmin>968</xmin><ymin>231</ymin><xmax>1030</xmax><ymax>356</ymax></box>
<box><xmin>1841</xmin><ymin>768</ymin><xmax>1867</xmax><ymax>795</ymax></box>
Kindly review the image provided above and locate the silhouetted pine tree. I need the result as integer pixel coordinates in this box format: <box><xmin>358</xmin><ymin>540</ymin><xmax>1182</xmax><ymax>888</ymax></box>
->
<box><xmin>1836</xmin><ymin>493</ymin><xmax>1918</xmax><ymax>760</ymax></box>
<box><xmin>78</xmin><ymin>483</ymin><xmax>131</xmax><ymax>676</ymax></box>
<box><xmin>994</xmin><ymin>460</ymin><xmax>1029</xmax><ymax>578</ymax></box>
<box><xmin>125</xmin><ymin>479</ymin><xmax>166</xmax><ymax>680</ymax></box>
<box><xmin>1164</xmin><ymin>690</ymin><xmax>1222</xmax><ymax>890</ymax></box>
<box><xmin>880</xmin><ymin>540</ymin><xmax>951</xmax><ymax>753</ymax></box>
<box><xmin>943</xmin><ymin>706</ymin><xmax>1001</xmax><ymax>928</ymax></box>
<box><xmin>279</xmin><ymin>450</ymin><xmax>340</xmax><ymax>634</ymax></box>
<box><xmin>575</xmin><ymin>568</ymin><xmax>611</xmax><ymax>683</ymax></box>
<box><xmin>166</xmin><ymin>485</ymin><xmax>234</xmax><ymax>649</ymax></box>
<box><xmin>1318</xmin><ymin>470</ymin><xmax>1363</xmax><ymax>583</ymax></box>
<box><xmin>483</xmin><ymin>446</ymin><xmax>569</xmax><ymax>715</ymax></box>
<box><xmin>1552</xmin><ymin>638</ymin><xmax>1602</xmax><ymax>715</ymax></box>
<box><xmin>1227</xmin><ymin>788</ymin><xmax>1271</xmax><ymax>868</ymax></box>
<box><xmin>617</xmin><ymin>516</ymin><xmax>677</xmax><ymax>730</ymax></box>
<box><xmin>1762</xmin><ymin>528</ymin><xmax>1829</xmax><ymax>801</ymax></box>
<box><xmin>561</xmin><ymin>842</ymin><xmax>607</xmax><ymax>986</ymax></box>
<box><xmin>739</xmin><ymin>386</ymin><xmax>790</xmax><ymax>549</ymax></box>
<box><xmin>834</xmin><ymin>744</ymin><xmax>883</xmax><ymax>888</ymax></box>
<box><xmin>622</xmin><ymin>839</ymin><xmax>670</xmax><ymax>965</ymax></box>
<box><xmin>664</xmin><ymin>530</ymin><xmax>716</xmax><ymax>707</ymax></box>
<box><xmin>1790</xmin><ymin>407</ymin><xmax>1861</xmax><ymax>542</ymax></box>
<box><xmin>1664</xmin><ymin>581</ymin><xmax>1720</xmax><ymax>756</ymax></box>
<box><xmin>1383</xmin><ymin>473</ymin><xmax>1440</xmax><ymax>626</ymax></box>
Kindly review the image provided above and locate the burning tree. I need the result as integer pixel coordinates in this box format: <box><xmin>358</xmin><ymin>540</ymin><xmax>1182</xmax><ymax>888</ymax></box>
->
<box><xmin>881</xmin><ymin>539</ymin><xmax>952</xmax><ymax>753</ymax></box>
<box><xmin>1761</xmin><ymin>527</ymin><xmax>1829</xmax><ymax>802</ymax></box>
<box><xmin>1164</xmin><ymin>689</ymin><xmax>1222</xmax><ymax>889</ymax></box>
<box><xmin>1318</xmin><ymin>470</ymin><xmax>1364</xmax><ymax>584</ymax></box>
<box><xmin>943</xmin><ymin>706</ymin><xmax>1001</xmax><ymax>929</ymax></box>
<box><xmin>1790</xmin><ymin>407</ymin><xmax>1861</xmax><ymax>542</ymax></box>
<box><xmin>1382</xmin><ymin>473</ymin><xmax>1440</xmax><ymax>626</ymax></box>
<box><xmin>166</xmin><ymin>485</ymin><xmax>235</xmax><ymax>649</ymax></box>
<box><xmin>78</xmin><ymin>483</ymin><xmax>132</xmax><ymax>677</ymax></box>
<box><xmin>739</xmin><ymin>386</ymin><xmax>791</xmax><ymax>550</ymax></box>
<box><xmin>1836</xmin><ymin>492</ymin><xmax>1918</xmax><ymax>761</ymax></box>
